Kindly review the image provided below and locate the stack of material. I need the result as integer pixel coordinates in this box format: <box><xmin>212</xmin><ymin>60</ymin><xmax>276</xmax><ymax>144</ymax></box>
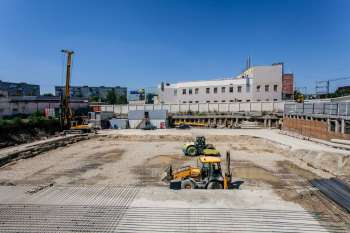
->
<box><xmin>239</xmin><ymin>121</ymin><xmax>262</xmax><ymax>129</ymax></box>
<box><xmin>311</xmin><ymin>178</ymin><xmax>350</xmax><ymax>213</ymax></box>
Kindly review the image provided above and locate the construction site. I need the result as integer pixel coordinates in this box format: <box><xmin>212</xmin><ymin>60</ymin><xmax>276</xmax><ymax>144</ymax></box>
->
<box><xmin>0</xmin><ymin>51</ymin><xmax>350</xmax><ymax>232</ymax></box>
<box><xmin>0</xmin><ymin>126</ymin><xmax>349</xmax><ymax>232</ymax></box>
<box><xmin>1</xmin><ymin>2</ymin><xmax>350</xmax><ymax>231</ymax></box>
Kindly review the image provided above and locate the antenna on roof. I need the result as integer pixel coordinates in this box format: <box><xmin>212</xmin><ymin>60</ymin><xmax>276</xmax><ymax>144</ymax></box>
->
<box><xmin>246</xmin><ymin>56</ymin><xmax>252</xmax><ymax>70</ymax></box>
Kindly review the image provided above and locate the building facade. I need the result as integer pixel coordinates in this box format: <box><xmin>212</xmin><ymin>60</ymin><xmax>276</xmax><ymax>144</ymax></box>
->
<box><xmin>0</xmin><ymin>80</ymin><xmax>40</xmax><ymax>96</ymax></box>
<box><xmin>0</xmin><ymin>92</ymin><xmax>88</xmax><ymax>117</ymax></box>
<box><xmin>159</xmin><ymin>63</ymin><xmax>289</xmax><ymax>104</ymax></box>
<box><xmin>55</xmin><ymin>85</ymin><xmax>127</xmax><ymax>100</ymax></box>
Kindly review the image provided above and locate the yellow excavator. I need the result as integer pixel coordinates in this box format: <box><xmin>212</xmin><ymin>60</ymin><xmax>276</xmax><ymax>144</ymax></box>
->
<box><xmin>164</xmin><ymin>151</ymin><xmax>233</xmax><ymax>189</ymax></box>
<box><xmin>60</xmin><ymin>49</ymin><xmax>94</xmax><ymax>134</ymax></box>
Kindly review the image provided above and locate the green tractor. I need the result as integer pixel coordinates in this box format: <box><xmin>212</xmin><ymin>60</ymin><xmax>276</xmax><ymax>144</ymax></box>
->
<box><xmin>182</xmin><ymin>136</ymin><xmax>220</xmax><ymax>157</ymax></box>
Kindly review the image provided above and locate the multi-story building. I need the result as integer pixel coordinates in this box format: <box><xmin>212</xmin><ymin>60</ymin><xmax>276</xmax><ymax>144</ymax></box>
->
<box><xmin>159</xmin><ymin>63</ymin><xmax>293</xmax><ymax>104</ymax></box>
<box><xmin>55</xmin><ymin>85</ymin><xmax>127</xmax><ymax>100</ymax></box>
<box><xmin>0</xmin><ymin>80</ymin><xmax>40</xmax><ymax>96</ymax></box>
<box><xmin>0</xmin><ymin>91</ymin><xmax>88</xmax><ymax>117</ymax></box>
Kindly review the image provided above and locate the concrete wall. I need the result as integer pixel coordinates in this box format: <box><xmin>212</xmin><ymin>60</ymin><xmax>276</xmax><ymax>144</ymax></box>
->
<box><xmin>97</xmin><ymin>101</ymin><xmax>285</xmax><ymax>115</ymax></box>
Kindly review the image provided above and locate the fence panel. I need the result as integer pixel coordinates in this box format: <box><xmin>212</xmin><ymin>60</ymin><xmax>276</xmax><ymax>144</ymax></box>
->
<box><xmin>189</xmin><ymin>104</ymin><xmax>199</xmax><ymax>112</ymax></box>
<box><xmin>218</xmin><ymin>103</ymin><xmax>229</xmax><ymax>112</ymax></box>
<box><xmin>208</xmin><ymin>103</ymin><xmax>219</xmax><ymax>112</ymax></box>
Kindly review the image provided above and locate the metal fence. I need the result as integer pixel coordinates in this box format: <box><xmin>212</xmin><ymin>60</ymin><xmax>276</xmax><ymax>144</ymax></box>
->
<box><xmin>96</xmin><ymin>101</ymin><xmax>285</xmax><ymax>114</ymax></box>
<box><xmin>284</xmin><ymin>102</ymin><xmax>350</xmax><ymax>117</ymax></box>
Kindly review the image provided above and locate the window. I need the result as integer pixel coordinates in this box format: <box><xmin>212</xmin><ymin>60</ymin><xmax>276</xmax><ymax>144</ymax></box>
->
<box><xmin>229</xmin><ymin>100</ymin><xmax>234</xmax><ymax>102</ymax></box>
<box><xmin>273</xmin><ymin>84</ymin><xmax>278</xmax><ymax>92</ymax></box>
<box><xmin>182</xmin><ymin>89</ymin><xmax>186</xmax><ymax>95</ymax></box>
<box><xmin>182</xmin><ymin>101</ymin><xmax>187</xmax><ymax>103</ymax></box>
<box><xmin>214</xmin><ymin>87</ymin><xmax>218</xmax><ymax>94</ymax></box>
<box><xmin>195</xmin><ymin>88</ymin><xmax>199</xmax><ymax>94</ymax></box>
<box><xmin>265</xmin><ymin>98</ymin><xmax>269</xmax><ymax>101</ymax></box>
<box><xmin>174</xmin><ymin>89</ymin><xmax>177</xmax><ymax>96</ymax></box>
<box><xmin>237</xmin><ymin>86</ymin><xmax>242</xmax><ymax>93</ymax></box>
<box><xmin>221</xmin><ymin>87</ymin><xmax>226</xmax><ymax>93</ymax></box>
<box><xmin>265</xmin><ymin>85</ymin><xmax>269</xmax><ymax>92</ymax></box>
<box><xmin>237</xmin><ymin>99</ymin><xmax>242</xmax><ymax>102</ymax></box>
<box><xmin>214</xmin><ymin>100</ymin><xmax>218</xmax><ymax>103</ymax></box>
<box><xmin>206</xmin><ymin>100</ymin><xmax>210</xmax><ymax>103</ymax></box>
<box><xmin>189</xmin><ymin>89</ymin><xmax>192</xmax><ymax>95</ymax></box>
<box><xmin>246</xmin><ymin>99</ymin><xmax>250</xmax><ymax>102</ymax></box>
<box><xmin>221</xmin><ymin>100</ymin><xmax>226</xmax><ymax>103</ymax></box>
<box><xmin>257</xmin><ymin>99</ymin><xmax>261</xmax><ymax>102</ymax></box>
<box><xmin>206</xmin><ymin>88</ymin><xmax>210</xmax><ymax>94</ymax></box>
<box><xmin>195</xmin><ymin>101</ymin><xmax>199</xmax><ymax>103</ymax></box>
<box><xmin>256</xmin><ymin>85</ymin><xmax>261</xmax><ymax>92</ymax></box>
<box><xmin>229</xmin><ymin>87</ymin><xmax>233</xmax><ymax>93</ymax></box>
<box><xmin>189</xmin><ymin>101</ymin><xmax>193</xmax><ymax>103</ymax></box>
<box><xmin>273</xmin><ymin>99</ymin><xmax>278</xmax><ymax>101</ymax></box>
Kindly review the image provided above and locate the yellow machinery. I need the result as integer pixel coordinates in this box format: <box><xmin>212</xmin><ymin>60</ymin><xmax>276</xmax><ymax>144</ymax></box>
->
<box><xmin>60</xmin><ymin>50</ymin><xmax>93</xmax><ymax>134</ymax></box>
<box><xmin>174</xmin><ymin>120</ymin><xmax>208</xmax><ymax>127</ymax></box>
<box><xmin>164</xmin><ymin>151</ymin><xmax>232</xmax><ymax>189</ymax></box>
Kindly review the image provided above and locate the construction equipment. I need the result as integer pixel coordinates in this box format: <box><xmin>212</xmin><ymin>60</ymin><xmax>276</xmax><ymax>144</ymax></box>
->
<box><xmin>182</xmin><ymin>136</ymin><xmax>220</xmax><ymax>156</ymax></box>
<box><xmin>60</xmin><ymin>49</ymin><xmax>94</xmax><ymax>134</ymax></box>
<box><xmin>164</xmin><ymin>151</ymin><xmax>233</xmax><ymax>189</ymax></box>
<box><xmin>294</xmin><ymin>90</ymin><xmax>304</xmax><ymax>103</ymax></box>
<box><xmin>60</xmin><ymin>49</ymin><xmax>74</xmax><ymax>130</ymax></box>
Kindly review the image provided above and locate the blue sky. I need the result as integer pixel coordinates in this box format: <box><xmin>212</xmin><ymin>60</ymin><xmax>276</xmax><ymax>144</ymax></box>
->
<box><xmin>0</xmin><ymin>0</ymin><xmax>349</xmax><ymax>94</ymax></box>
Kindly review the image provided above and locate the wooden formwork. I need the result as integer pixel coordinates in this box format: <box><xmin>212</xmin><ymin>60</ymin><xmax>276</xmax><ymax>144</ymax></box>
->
<box><xmin>283</xmin><ymin>116</ymin><xmax>350</xmax><ymax>140</ymax></box>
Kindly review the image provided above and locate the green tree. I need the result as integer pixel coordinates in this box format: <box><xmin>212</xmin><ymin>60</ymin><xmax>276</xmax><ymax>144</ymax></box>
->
<box><xmin>106</xmin><ymin>90</ymin><xmax>117</xmax><ymax>104</ymax></box>
<box><xmin>116</xmin><ymin>95</ymin><xmax>127</xmax><ymax>104</ymax></box>
<box><xmin>89</xmin><ymin>95</ymin><xmax>100</xmax><ymax>102</ymax></box>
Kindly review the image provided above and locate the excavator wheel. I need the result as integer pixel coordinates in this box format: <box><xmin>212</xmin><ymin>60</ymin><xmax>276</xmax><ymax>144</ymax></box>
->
<box><xmin>186</xmin><ymin>146</ymin><xmax>197</xmax><ymax>156</ymax></box>
<box><xmin>181</xmin><ymin>179</ymin><xmax>195</xmax><ymax>189</ymax></box>
<box><xmin>207</xmin><ymin>181</ymin><xmax>223</xmax><ymax>189</ymax></box>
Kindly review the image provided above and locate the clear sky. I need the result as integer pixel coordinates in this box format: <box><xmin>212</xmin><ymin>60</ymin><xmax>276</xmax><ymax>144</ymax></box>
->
<box><xmin>0</xmin><ymin>0</ymin><xmax>349</xmax><ymax>94</ymax></box>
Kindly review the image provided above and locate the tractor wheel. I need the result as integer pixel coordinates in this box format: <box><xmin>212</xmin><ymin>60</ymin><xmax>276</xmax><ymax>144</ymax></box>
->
<box><xmin>186</xmin><ymin>146</ymin><xmax>197</xmax><ymax>156</ymax></box>
<box><xmin>181</xmin><ymin>180</ymin><xmax>195</xmax><ymax>189</ymax></box>
<box><xmin>207</xmin><ymin>181</ymin><xmax>223</xmax><ymax>189</ymax></box>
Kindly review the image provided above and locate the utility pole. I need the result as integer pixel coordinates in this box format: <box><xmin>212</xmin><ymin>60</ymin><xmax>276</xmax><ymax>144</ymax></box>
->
<box><xmin>60</xmin><ymin>49</ymin><xmax>74</xmax><ymax>130</ymax></box>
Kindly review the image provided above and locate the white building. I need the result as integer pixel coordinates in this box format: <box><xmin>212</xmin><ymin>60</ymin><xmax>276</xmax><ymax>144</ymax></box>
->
<box><xmin>158</xmin><ymin>63</ymin><xmax>284</xmax><ymax>104</ymax></box>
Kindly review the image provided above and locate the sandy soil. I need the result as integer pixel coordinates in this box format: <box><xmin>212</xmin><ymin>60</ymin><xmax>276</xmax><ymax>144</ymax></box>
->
<box><xmin>0</xmin><ymin>128</ymin><xmax>349</xmax><ymax>231</ymax></box>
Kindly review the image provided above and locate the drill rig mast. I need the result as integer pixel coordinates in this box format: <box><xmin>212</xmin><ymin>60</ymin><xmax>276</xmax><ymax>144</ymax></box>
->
<box><xmin>60</xmin><ymin>49</ymin><xmax>74</xmax><ymax>130</ymax></box>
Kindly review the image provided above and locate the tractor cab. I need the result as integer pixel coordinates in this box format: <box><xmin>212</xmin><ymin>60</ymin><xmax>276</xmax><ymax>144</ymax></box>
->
<box><xmin>182</xmin><ymin>136</ymin><xmax>220</xmax><ymax>157</ymax></box>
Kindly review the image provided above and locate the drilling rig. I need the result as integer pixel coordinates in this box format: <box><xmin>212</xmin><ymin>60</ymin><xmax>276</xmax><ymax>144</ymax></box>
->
<box><xmin>60</xmin><ymin>49</ymin><xmax>74</xmax><ymax>130</ymax></box>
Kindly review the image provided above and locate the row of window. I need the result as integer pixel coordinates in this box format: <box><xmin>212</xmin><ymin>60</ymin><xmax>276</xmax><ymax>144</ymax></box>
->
<box><xmin>176</xmin><ymin>85</ymin><xmax>278</xmax><ymax>96</ymax></box>
<box><xmin>181</xmin><ymin>98</ymin><xmax>278</xmax><ymax>104</ymax></box>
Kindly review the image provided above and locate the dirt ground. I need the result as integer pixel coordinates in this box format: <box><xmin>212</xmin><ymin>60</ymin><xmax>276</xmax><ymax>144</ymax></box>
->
<box><xmin>0</xmin><ymin>129</ymin><xmax>349</xmax><ymax>231</ymax></box>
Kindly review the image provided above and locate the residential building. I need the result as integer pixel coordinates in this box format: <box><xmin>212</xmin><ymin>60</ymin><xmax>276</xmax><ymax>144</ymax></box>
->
<box><xmin>0</xmin><ymin>80</ymin><xmax>40</xmax><ymax>96</ymax></box>
<box><xmin>159</xmin><ymin>63</ymin><xmax>288</xmax><ymax>104</ymax></box>
<box><xmin>0</xmin><ymin>94</ymin><xmax>88</xmax><ymax>117</ymax></box>
<box><xmin>55</xmin><ymin>85</ymin><xmax>127</xmax><ymax>100</ymax></box>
